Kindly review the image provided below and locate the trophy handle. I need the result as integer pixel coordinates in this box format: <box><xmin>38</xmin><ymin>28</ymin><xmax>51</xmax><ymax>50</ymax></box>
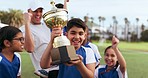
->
<box><xmin>50</xmin><ymin>0</ymin><xmax>57</xmax><ymax>10</ymax></box>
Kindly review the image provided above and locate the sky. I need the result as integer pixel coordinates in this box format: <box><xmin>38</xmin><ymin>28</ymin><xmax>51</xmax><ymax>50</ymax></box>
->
<box><xmin>1</xmin><ymin>0</ymin><xmax>148</xmax><ymax>27</ymax></box>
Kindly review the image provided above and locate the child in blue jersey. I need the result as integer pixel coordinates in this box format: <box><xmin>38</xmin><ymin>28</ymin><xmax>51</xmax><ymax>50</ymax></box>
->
<box><xmin>0</xmin><ymin>26</ymin><xmax>24</xmax><ymax>78</ymax></box>
<box><xmin>94</xmin><ymin>36</ymin><xmax>128</xmax><ymax>78</ymax></box>
<box><xmin>40</xmin><ymin>18</ymin><xmax>96</xmax><ymax>78</ymax></box>
<box><xmin>83</xmin><ymin>26</ymin><xmax>102</xmax><ymax>69</ymax></box>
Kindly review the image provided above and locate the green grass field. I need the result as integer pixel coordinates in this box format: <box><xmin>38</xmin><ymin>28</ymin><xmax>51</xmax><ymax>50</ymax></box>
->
<box><xmin>20</xmin><ymin>52</ymin><xmax>38</xmax><ymax>78</ymax></box>
<box><xmin>20</xmin><ymin>41</ymin><xmax>148</xmax><ymax>78</ymax></box>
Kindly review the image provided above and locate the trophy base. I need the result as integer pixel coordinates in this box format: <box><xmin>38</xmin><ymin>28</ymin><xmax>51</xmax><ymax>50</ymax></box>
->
<box><xmin>51</xmin><ymin>45</ymin><xmax>79</xmax><ymax>65</ymax></box>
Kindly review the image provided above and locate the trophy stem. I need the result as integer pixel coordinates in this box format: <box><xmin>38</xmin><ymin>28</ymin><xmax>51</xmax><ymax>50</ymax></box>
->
<box><xmin>53</xmin><ymin>35</ymin><xmax>70</xmax><ymax>48</ymax></box>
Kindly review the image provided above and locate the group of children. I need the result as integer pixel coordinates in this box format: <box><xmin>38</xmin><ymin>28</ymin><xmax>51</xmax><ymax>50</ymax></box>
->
<box><xmin>0</xmin><ymin>18</ymin><xmax>127</xmax><ymax>78</ymax></box>
<box><xmin>0</xmin><ymin>1</ymin><xmax>127</xmax><ymax>78</ymax></box>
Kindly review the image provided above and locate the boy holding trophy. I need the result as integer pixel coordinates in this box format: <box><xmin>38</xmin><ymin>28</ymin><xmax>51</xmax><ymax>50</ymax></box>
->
<box><xmin>40</xmin><ymin>18</ymin><xmax>96</xmax><ymax>78</ymax></box>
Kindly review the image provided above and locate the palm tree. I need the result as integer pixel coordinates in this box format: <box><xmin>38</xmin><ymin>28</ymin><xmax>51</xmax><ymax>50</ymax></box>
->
<box><xmin>84</xmin><ymin>16</ymin><xmax>89</xmax><ymax>23</ymax></box>
<box><xmin>101</xmin><ymin>17</ymin><xmax>105</xmax><ymax>28</ymax></box>
<box><xmin>8</xmin><ymin>9</ymin><xmax>24</xmax><ymax>28</ymax></box>
<box><xmin>0</xmin><ymin>10</ymin><xmax>9</xmax><ymax>24</ymax></box>
<box><xmin>124</xmin><ymin>17</ymin><xmax>130</xmax><ymax>41</ymax></box>
<box><xmin>141</xmin><ymin>24</ymin><xmax>145</xmax><ymax>32</ymax></box>
<box><xmin>136</xmin><ymin>18</ymin><xmax>139</xmax><ymax>40</ymax></box>
<box><xmin>98</xmin><ymin>16</ymin><xmax>102</xmax><ymax>27</ymax></box>
<box><xmin>112</xmin><ymin>16</ymin><xmax>118</xmax><ymax>36</ymax></box>
<box><xmin>147</xmin><ymin>19</ymin><xmax>148</xmax><ymax>26</ymax></box>
<box><xmin>0</xmin><ymin>9</ymin><xmax>24</xmax><ymax>28</ymax></box>
<box><xmin>90</xmin><ymin>17</ymin><xmax>94</xmax><ymax>28</ymax></box>
<box><xmin>101</xmin><ymin>17</ymin><xmax>106</xmax><ymax>38</ymax></box>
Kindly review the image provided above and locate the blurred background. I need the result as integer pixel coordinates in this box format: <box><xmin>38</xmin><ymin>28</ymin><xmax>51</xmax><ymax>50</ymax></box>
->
<box><xmin>1</xmin><ymin>0</ymin><xmax>148</xmax><ymax>42</ymax></box>
<box><xmin>0</xmin><ymin>0</ymin><xmax>148</xmax><ymax>78</ymax></box>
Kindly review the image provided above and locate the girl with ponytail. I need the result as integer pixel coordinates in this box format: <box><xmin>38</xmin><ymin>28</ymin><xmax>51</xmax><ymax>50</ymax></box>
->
<box><xmin>95</xmin><ymin>36</ymin><xmax>128</xmax><ymax>78</ymax></box>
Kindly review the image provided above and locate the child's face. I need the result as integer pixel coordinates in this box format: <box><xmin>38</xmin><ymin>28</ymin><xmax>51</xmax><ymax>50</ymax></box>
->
<box><xmin>104</xmin><ymin>48</ymin><xmax>117</xmax><ymax>67</ymax></box>
<box><xmin>11</xmin><ymin>32</ymin><xmax>24</xmax><ymax>52</ymax></box>
<box><xmin>66</xmin><ymin>26</ymin><xmax>86</xmax><ymax>50</ymax></box>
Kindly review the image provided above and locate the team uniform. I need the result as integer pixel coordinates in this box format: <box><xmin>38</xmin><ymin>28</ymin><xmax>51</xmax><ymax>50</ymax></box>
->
<box><xmin>0</xmin><ymin>52</ymin><xmax>21</xmax><ymax>78</ymax></box>
<box><xmin>95</xmin><ymin>65</ymin><xmax>128</xmax><ymax>78</ymax></box>
<box><xmin>84</xmin><ymin>42</ymin><xmax>102</xmax><ymax>67</ymax></box>
<box><xmin>57</xmin><ymin>46</ymin><xmax>96</xmax><ymax>78</ymax></box>
<box><xmin>20</xmin><ymin>23</ymin><xmax>59</xmax><ymax>74</ymax></box>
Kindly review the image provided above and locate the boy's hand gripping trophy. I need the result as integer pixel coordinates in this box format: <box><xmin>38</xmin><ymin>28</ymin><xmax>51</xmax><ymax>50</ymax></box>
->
<box><xmin>43</xmin><ymin>0</ymin><xmax>79</xmax><ymax>65</ymax></box>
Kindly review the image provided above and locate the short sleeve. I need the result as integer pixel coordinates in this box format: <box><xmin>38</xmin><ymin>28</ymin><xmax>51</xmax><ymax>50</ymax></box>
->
<box><xmin>14</xmin><ymin>52</ymin><xmax>21</xmax><ymax>76</ymax></box>
<box><xmin>83</xmin><ymin>47</ymin><xmax>96</xmax><ymax>64</ymax></box>
<box><xmin>116</xmin><ymin>65</ymin><xmax>128</xmax><ymax>78</ymax></box>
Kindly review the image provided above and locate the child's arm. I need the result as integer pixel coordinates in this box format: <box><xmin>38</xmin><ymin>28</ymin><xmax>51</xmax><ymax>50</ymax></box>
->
<box><xmin>112</xmin><ymin>36</ymin><xmax>126</xmax><ymax>74</ymax></box>
<box><xmin>40</xmin><ymin>39</ymin><xmax>53</xmax><ymax>68</ymax></box>
<box><xmin>79</xmin><ymin>62</ymin><xmax>96</xmax><ymax>78</ymax></box>
<box><xmin>40</xmin><ymin>27</ymin><xmax>62</xmax><ymax>68</ymax></box>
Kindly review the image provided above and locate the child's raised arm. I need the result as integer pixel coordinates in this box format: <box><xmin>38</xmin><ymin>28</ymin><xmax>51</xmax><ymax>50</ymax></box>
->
<box><xmin>112</xmin><ymin>36</ymin><xmax>127</xmax><ymax>75</ymax></box>
<box><xmin>40</xmin><ymin>27</ymin><xmax>62</xmax><ymax>68</ymax></box>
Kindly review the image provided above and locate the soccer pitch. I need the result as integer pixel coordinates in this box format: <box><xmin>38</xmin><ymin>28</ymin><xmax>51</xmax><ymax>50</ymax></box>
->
<box><xmin>20</xmin><ymin>41</ymin><xmax>148</xmax><ymax>78</ymax></box>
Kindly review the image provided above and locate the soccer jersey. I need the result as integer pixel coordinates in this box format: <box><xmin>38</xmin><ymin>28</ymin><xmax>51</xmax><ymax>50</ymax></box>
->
<box><xmin>95</xmin><ymin>65</ymin><xmax>128</xmax><ymax>78</ymax></box>
<box><xmin>0</xmin><ymin>53</ymin><xmax>20</xmax><ymax>78</ymax></box>
<box><xmin>57</xmin><ymin>46</ymin><xmax>96</xmax><ymax>78</ymax></box>
<box><xmin>84</xmin><ymin>42</ymin><xmax>101</xmax><ymax>66</ymax></box>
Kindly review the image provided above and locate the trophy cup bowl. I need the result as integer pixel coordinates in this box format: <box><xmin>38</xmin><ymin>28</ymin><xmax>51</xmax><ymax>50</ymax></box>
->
<box><xmin>43</xmin><ymin>7</ymin><xmax>79</xmax><ymax>65</ymax></box>
<box><xmin>43</xmin><ymin>9</ymin><xmax>68</xmax><ymax>29</ymax></box>
<box><xmin>43</xmin><ymin>8</ymin><xmax>69</xmax><ymax>48</ymax></box>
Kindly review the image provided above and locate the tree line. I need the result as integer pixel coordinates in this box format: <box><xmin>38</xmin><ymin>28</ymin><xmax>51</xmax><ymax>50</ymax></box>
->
<box><xmin>0</xmin><ymin>9</ymin><xmax>148</xmax><ymax>42</ymax></box>
<box><xmin>0</xmin><ymin>9</ymin><xmax>24</xmax><ymax>28</ymax></box>
<box><xmin>84</xmin><ymin>15</ymin><xmax>148</xmax><ymax>42</ymax></box>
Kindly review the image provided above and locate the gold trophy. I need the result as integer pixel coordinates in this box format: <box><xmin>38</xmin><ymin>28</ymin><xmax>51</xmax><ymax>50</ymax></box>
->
<box><xmin>43</xmin><ymin>0</ymin><xmax>79</xmax><ymax>65</ymax></box>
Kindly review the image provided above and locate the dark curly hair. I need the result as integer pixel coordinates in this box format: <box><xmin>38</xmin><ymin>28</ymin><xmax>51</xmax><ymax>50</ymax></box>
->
<box><xmin>0</xmin><ymin>26</ymin><xmax>21</xmax><ymax>52</ymax></box>
<box><xmin>66</xmin><ymin>18</ymin><xmax>87</xmax><ymax>32</ymax></box>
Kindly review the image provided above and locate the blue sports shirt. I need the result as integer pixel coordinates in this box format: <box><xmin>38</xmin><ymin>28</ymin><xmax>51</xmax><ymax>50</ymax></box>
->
<box><xmin>0</xmin><ymin>53</ymin><xmax>20</xmax><ymax>78</ymax></box>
